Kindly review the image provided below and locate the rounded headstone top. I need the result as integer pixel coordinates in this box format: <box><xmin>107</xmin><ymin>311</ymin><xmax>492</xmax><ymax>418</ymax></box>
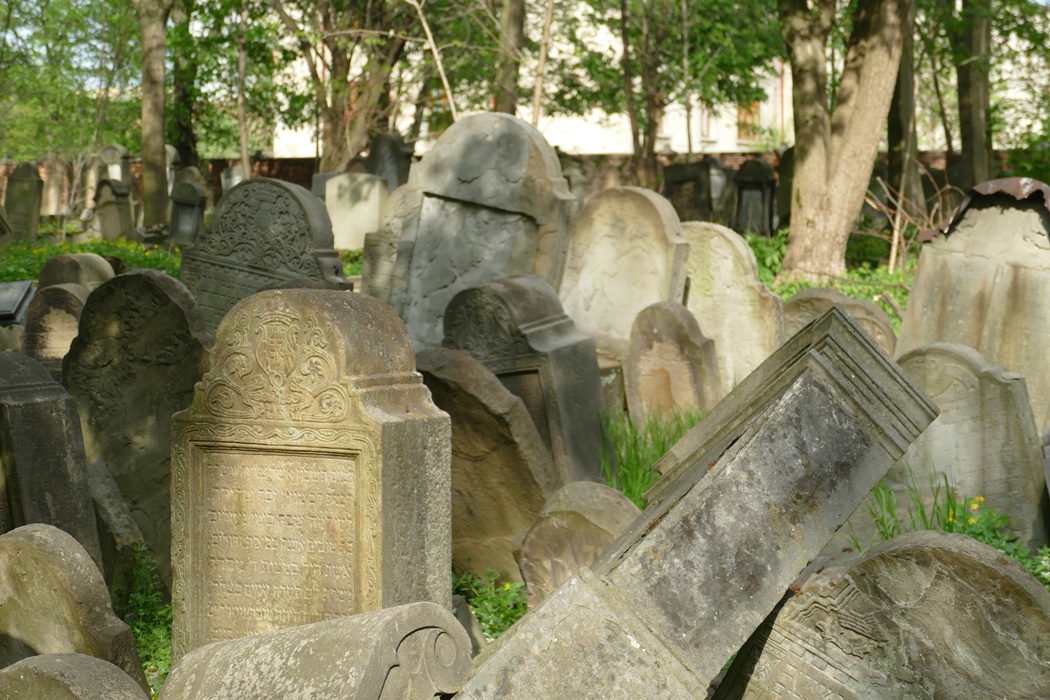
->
<box><xmin>99</xmin><ymin>144</ymin><xmax>129</xmax><ymax>164</ymax></box>
<box><xmin>736</xmin><ymin>158</ymin><xmax>775</xmax><ymax>183</ymax></box>
<box><xmin>10</xmin><ymin>162</ymin><xmax>40</xmax><ymax>179</ymax></box>
<box><xmin>0</xmin><ymin>654</ymin><xmax>150</xmax><ymax>700</ymax></box>
<box><xmin>38</xmin><ymin>253</ymin><xmax>115</xmax><ymax>291</ymax></box>
<box><xmin>0</xmin><ymin>350</ymin><xmax>58</xmax><ymax>388</ymax></box>
<box><xmin>897</xmin><ymin>342</ymin><xmax>1021</xmax><ymax>385</ymax></box>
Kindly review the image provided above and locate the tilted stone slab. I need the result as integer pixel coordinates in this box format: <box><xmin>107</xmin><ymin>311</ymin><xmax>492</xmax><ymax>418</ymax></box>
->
<box><xmin>0</xmin><ymin>654</ymin><xmax>149</xmax><ymax>700</ymax></box>
<box><xmin>179</xmin><ymin>178</ymin><xmax>350</xmax><ymax>333</ymax></box>
<box><xmin>0</xmin><ymin>525</ymin><xmax>148</xmax><ymax>693</ymax></box>
<box><xmin>456</xmin><ymin>308</ymin><xmax>937</xmax><ymax>697</ymax></box>
<box><xmin>171</xmin><ymin>290</ymin><xmax>450</xmax><ymax>659</ymax></box>
<box><xmin>715</xmin><ymin>531</ymin><xmax>1050</xmax><ymax>699</ymax></box>
<box><xmin>159</xmin><ymin>602</ymin><xmax>472</xmax><ymax>700</ymax></box>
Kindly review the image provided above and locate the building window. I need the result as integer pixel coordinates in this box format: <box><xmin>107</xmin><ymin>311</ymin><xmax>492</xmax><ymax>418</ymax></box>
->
<box><xmin>699</xmin><ymin>106</ymin><xmax>712</xmax><ymax>139</ymax></box>
<box><xmin>737</xmin><ymin>102</ymin><xmax>761</xmax><ymax>142</ymax></box>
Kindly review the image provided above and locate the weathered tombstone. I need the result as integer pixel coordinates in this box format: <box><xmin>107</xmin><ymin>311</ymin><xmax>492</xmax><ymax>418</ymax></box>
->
<box><xmin>172</xmin><ymin>165</ymin><xmax>214</xmax><ymax>212</ymax></box>
<box><xmin>733</xmin><ymin>158</ymin><xmax>776</xmax><ymax>236</ymax></box>
<box><xmin>179</xmin><ymin>178</ymin><xmax>351</xmax><ymax>333</ymax></box>
<box><xmin>87</xmin><ymin>459</ymin><xmax>145</xmax><ymax>611</ymax></box>
<box><xmin>165</xmin><ymin>143</ymin><xmax>181</xmax><ymax>194</ymax></box>
<box><xmin>365</xmin><ymin>131</ymin><xmax>413</xmax><ymax>194</ymax></box>
<box><xmin>38</xmin><ymin>253</ymin><xmax>115</xmax><ymax>291</ymax></box>
<box><xmin>663</xmin><ymin>162</ymin><xmax>714</xmax><ymax>222</ymax></box>
<box><xmin>897</xmin><ymin>179</ymin><xmax>1050</xmax><ymax>434</ymax></box>
<box><xmin>63</xmin><ymin>270</ymin><xmax>212</xmax><ymax>590</ymax></box>
<box><xmin>40</xmin><ymin>157</ymin><xmax>67</xmax><ymax>218</ymax></box>
<box><xmin>0</xmin><ymin>354</ymin><xmax>102</xmax><ymax>567</ymax></box>
<box><xmin>220</xmin><ymin>162</ymin><xmax>245</xmax><ymax>192</ymax></box>
<box><xmin>417</xmin><ymin>347</ymin><xmax>561</xmax><ymax>581</ymax></box>
<box><xmin>94</xmin><ymin>179</ymin><xmax>134</xmax><ymax>240</ymax></box>
<box><xmin>0</xmin><ymin>280</ymin><xmax>33</xmax><ymax>326</ymax></box>
<box><xmin>442</xmin><ymin>275</ymin><xmax>605</xmax><ymax>484</ymax></box>
<box><xmin>310</xmin><ymin>171</ymin><xmax>339</xmax><ymax>201</ymax></box>
<box><xmin>859</xmin><ymin>158</ymin><xmax>891</xmax><ymax>230</ymax></box>
<box><xmin>891</xmin><ymin>343</ymin><xmax>1047</xmax><ymax>547</ymax></box>
<box><xmin>159</xmin><ymin>603</ymin><xmax>471</xmax><ymax>700</ymax></box>
<box><xmin>682</xmin><ymin>221</ymin><xmax>785</xmax><ymax>397</ymax></box>
<box><xmin>784</xmin><ymin>287</ymin><xmax>896</xmax><ymax>355</ymax></box>
<box><xmin>76</xmin><ymin>155</ymin><xmax>104</xmax><ymax>213</ymax></box>
<box><xmin>559</xmin><ymin>186</ymin><xmax>689</xmax><ymax>358</ymax></box>
<box><xmin>623</xmin><ymin>301</ymin><xmax>721</xmax><ymax>423</ymax></box>
<box><xmin>382</xmin><ymin>113</ymin><xmax>576</xmax><ymax>349</ymax></box>
<box><xmin>776</xmin><ymin>145</ymin><xmax>795</xmax><ymax>227</ymax></box>
<box><xmin>99</xmin><ymin>143</ymin><xmax>131</xmax><ymax>186</ymax></box>
<box><xmin>20</xmin><ymin>282</ymin><xmax>90</xmax><ymax>380</ymax></box>
<box><xmin>170</xmin><ymin>290</ymin><xmax>450</xmax><ymax>659</ymax></box>
<box><xmin>5</xmin><ymin>162</ymin><xmax>43</xmax><ymax>241</ymax></box>
<box><xmin>513</xmin><ymin>482</ymin><xmax>640</xmax><ymax>609</ymax></box>
<box><xmin>0</xmin><ymin>654</ymin><xmax>149</xmax><ymax>700</ymax></box>
<box><xmin>0</xmin><ymin>525</ymin><xmax>147</xmax><ymax>692</ymax></box>
<box><xmin>716</xmin><ymin>531</ymin><xmax>1050</xmax><ymax>699</ymax></box>
<box><xmin>325</xmin><ymin>172</ymin><xmax>387</xmax><ymax>250</ymax></box>
<box><xmin>456</xmin><ymin>308</ymin><xmax>938</xmax><ymax>697</ymax></box>
<box><xmin>361</xmin><ymin>185</ymin><xmax>412</xmax><ymax>304</ymax></box>
<box><xmin>168</xmin><ymin>181</ymin><xmax>207</xmax><ymax>249</ymax></box>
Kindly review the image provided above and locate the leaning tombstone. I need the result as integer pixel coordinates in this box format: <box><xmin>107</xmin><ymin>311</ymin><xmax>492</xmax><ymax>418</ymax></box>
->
<box><xmin>40</xmin><ymin>157</ymin><xmax>67</xmax><ymax>218</ymax></box>
<box><xmin>898</xmin><ymin>178</ymin><xmax>1050</xmax><ymax>434</ymax></box>
<box><xmin>623</xmin><ymin>301</ymin><xmax>721</xmax><ymax>423</ymax></box>
<box><xmin>99</xmin><ymin>143</ymin><xmax>131</xmax><ymax>186</ymax></box>
<box><xmin>784</xmin><ymin>287</ymin><xmax>897</xmax><ymax>354</ymax></box>
<box><xmin>733</xmin><ymin>158</ymin><xmax>776</xmax><ymax>237</ymax></box>
<box><xmin>5</xmin><ymin>162</ymin><xmax>43</xmax><ymax>241</ymax></box>
<box><xmin>716</xmin><ymin>531</ymin><xmax>1050</xmax><ymax>699</ymax></box>
<box><xmin>170</xmin><ymin>290</ymin><xmax>450</xmax><ymax>659</ymax></box>
<box><xmin>0</xmin><ymin>525</ymin><xmax>147</xmax><ymax>692</ymax></box>
<box><xmin>38</xmin><ymin>252</ymin><xmax>115</xmax><ymax>291</ymax></box>
<box><xmin>0</xmin><ymin>280</ymin><xmax>34</xmax><ymax>327</ymax></box>
<box><xmin>168</xmin><ymin>181</ymin><xmax>207</xmax><ymax>249</ymax></box>
<box><xmin>455</xmin><ymin>308</ymin><xmax>938</xmax><ymax>697</ymax></box>
<box><xmin>0</xmin><ymin>353</ymin><xmax>102</xmax><ymax>566</ymax></box>
<box><xmin>559</xmin><ymin>186</ymin><xmax>689</xmax><ymax>358</ymax></box>
<box><xmin>513</xmin><ymin>481</ymin><xmax>640</xmax><ymax>609</ymax></box>
<box><xmin>159</xmin><ymin>602</ymin><xmax>471</xmax><ymax>700</ymax></box>
<box><xmin>682</xmin><ymin>221</ymin><xmax>785</xmax><ymax>397</ymax></box>
<box><xmin>442</xmin><ymin>275</ymin><xmax>606</xmax><ymax>484</ymax></box>
<box><xmin>365</xmin><ymin>131</ymin><xmax>413</xmax><ymax>194</ymax></box>
<box><xmin>63</xmin><ymin>270</ymin><xmax>212</xmax><ymax>590</ymax></box>
<box><xmin>417</xmin><ymin>347</ymin><xmax>561</xmax><ymax>581</ymax></box>
<box><xmin>0</xmin><ymin>654</ymin><xmax>149</xmax><ymax>700</ymax></box>
<box><xmin>178</xmin><ymin>178</ymin><xmax>351</xmax><ymax>333</ymax></box>
<box><xmin>20</xmin><ymin>282</ymin><xmax>90</xmax><ymax>380</ymax></box>
<box><xmin>383</xmin><ymin>113</ymin><xmax>575</xmax><ymax>349</ymax></box>
<box><xmin>94</xmin><ymin>179</ymin><xmax>134</xmax><ymax>240</ymax></box>
<box><xmin>325</xmin><ymin>172</ymin><xmax>387</xmax><ymax>250</ymax></box>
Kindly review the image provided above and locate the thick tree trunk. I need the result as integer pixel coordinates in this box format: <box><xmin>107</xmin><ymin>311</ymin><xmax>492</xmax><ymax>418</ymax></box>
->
<box><xmin>237</xmin><ymin>0</ymin><xmax>250</xmax><ymax>176</ymax></box>
<box><xmin>955</xmin><ymin>0</ymin><xmax>992</xmax><ymax>190</ymax></box>
<box><xmin>133</xmin><ymin>0</ymin><xmax>172</xmax><ymax>228</ymax></box>
<box><xmin>169</xmin><ymin>0</ymin><xmax>197</xmax><ymax>167</ymax></box>
<box><xmin>778</xmin><ymin>0</ymin><xmax>908</xmax><ymax>283</ymax></box>
<box><xmin>494</xmin><ymin>0</ymin><xmax>525</xmax><ymax>114</ymax></box>
<box><xmin>888</xmin><ymin>0</ymin><xmax>924</xmax><ymax>219</ymax></box>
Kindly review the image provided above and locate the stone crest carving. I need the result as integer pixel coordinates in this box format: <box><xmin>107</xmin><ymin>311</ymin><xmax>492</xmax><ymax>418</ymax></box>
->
<box><xmin>442</xmin><ymin>289</ymin><xmax>531</xmax><ymax>362</ymax></box>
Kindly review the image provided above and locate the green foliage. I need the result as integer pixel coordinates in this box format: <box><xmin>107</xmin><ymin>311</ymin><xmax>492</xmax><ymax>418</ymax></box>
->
<box><xmin>340</xmin><ymin>249</ymin><xmax>364</xmax><ymax>277</ymax></box>
<box><xmin>0</xmin><ymin>239</ymin><xmax>181</xmax><ymax>282</ymax></box>
<box><xmin>601</xmin><ymin>409</ymin><xmax>705</xmax><ymax>509</ymax></box>
<box><xmin>119</xmin><ymin>544</ymin><xmax>172</xmax><ymax>698</ymax></box>
<box><xmin>452</xmin><ymin>567</ymin><xmax>527</xmax><ymax>643</ymax></box>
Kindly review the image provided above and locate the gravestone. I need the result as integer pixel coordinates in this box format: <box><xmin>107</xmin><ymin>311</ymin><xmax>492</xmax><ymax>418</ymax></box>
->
<box><xmin>87</xmin><ymin>459</ymin><xmax>145</xmax><ymax>611</ymax></box>
<box><xmin>513</xmin><ymin>481</ymin><xmax>640</xmax><ymax>609</ymax></box>
<box><xmin>325</xmin><ymin>172</ymin><xmax>387</xmax><ymax>250</ymax></box>
<box><xmin>365</xmin><ymin>131</ymin><xmax>413</xmax><ymax>194</ymax></box>
<box><xmin>361</xmin><ymin>185</ymin><xmax>414</xmax><ymax>304</ymax></box>
<box><xmin>310</xmin><ymin>171</ymin><xmax>339</xmax><ymax>201</ymax></box>
<box><xmin>38</xmin><ymin>253</ymin><xmax>115</xmax><ymax>291</ymax></box>
<box><xmin>897</xmin><ymin>180</ymin><xmax>1050</xmax><ymax>434</ymax></box>
<box><xmin>442</xmin><ymin>275</ymin><xmax>605</xmax><ymax>484</ymax></box>
<box><xmin>20</xmin><ymin>282</ymin><xmax>90</xmax><ymax>380</ymax></box>
<box><xmin>891</xmin><ymin>343</ymin><xmax>1047</xmax><ymax>547</ymax></box>
<box><xmin>784</xmin><ymin>287</ymin><xmax>896</xmax><ymax>355</ymax></box>
<box><xmin>99</xmin><ymin>143</ymin><xmax>131</xmax><ymax>186</ymax></box>
<box><xmin>63</xmin><ymin>270</ymin><xmax>212</xmax><ymax>590</ymax></box>
<box><xmin>776</xmin><ymin>146</ymin><xmax>795</xmax><ymax>227</ymax></box>
<box><xmin>860</xmin><ymin>158</ymin><xmax>891</xmax><ymax>230</ymax></box>
<box><xmin>172</xmin><ymin>166</ymin><xmax>214</xmax><ymax>212</ymax></box>
<box><xmin>559</xmin><ymin>186</ymin><xmax>689</xmax><ymax>357</ymax></box>
<box><xmin>5</xmin><ymin>162</ymin><xmax>43</xmax><ymax>241</ymax></box>
<box><xmin>168</xmin><ymin>181</ymin><xmax>207</xmax><ymax>249</ymax></box>
<box><xmin>94</xmin><ymin>179</ymin><xmax>134</xmax><ymax>240</ymax></box>
<box><xmin>159</xmin><ymin>602</ymin><xmax>471</xmax><ymax>700</ymax></box>
<box><xmin>733</xmin><ymin>158</ymin><xmax>776</xmax><ymax>237</ymax></box>
<box><xmin>76</xmin><ymin>155</ymin><xmax>104</xmax><ymax>214</ymax></box>
<box><xmin>220</xmin><ymin>163</ymin><xmax>246</xmax><ymax>192</ymax></box>
<box><xmin>0</xmin><ymin>354</ymin><xmax>102</xmax><ymax>567</ymax></box>
<box><xmin>417</xmin><ymin>347</ymin><xmax>561</xmax><ymax>581</ymax></box>
<box><xmin>716</xmin><ymin>531</ymin><xmax>1050</xmax><ymax>699</ymax></box>
<box><xmin>165</xmin><ymin>144</ymin><xmax>180</xmax><ymax>193</ymax></box>
<box><xmin>663</xmin><ymin>162</ymin><xmax>714</xmax><ymax>222</ymax></box>
<box><xmin>179</xmin><ymin>178</ymin><xmax>351</xmax><ymax>334</ymax></box>
<box><xmin>682</xmin><ymin>221</ymin><xmax>785</xmax><ymax>396</ymax></box>
<box><xmin>41</xmin><ymin>157</ymin><xmax>67</xmax><ymax>218</ymax></box>
<box><xmin>0</xmin><ymin>525</ymin><xmax>147</xmax><ymax>692</ymax></box>
<box><xmin>171</xmin><ymin>290</ymin><xmax>450</xmax><ymax>659</ymax></box>
<box><xmin>457</xmin><ymin>308</ymin><xmax>938</xmax><ymax>697</ymax></box>
<box><xmin>0</xmin><ymin>281</ymin><xmax>33</xmax><ymax>326</ymax></box>
<box><xmin>623</xmin><ymin>301</ymin><xmax>722</xmax><ymax>422</ymax></box>
<box><xmin>0</xmin><ymin>654</ymin><xmax>149</xmax><ymax>700</ymax></box>
<box><xmin>383</xmin><ymin>113</ymin><xmax>576</xmax><ymax>349</ymax></box>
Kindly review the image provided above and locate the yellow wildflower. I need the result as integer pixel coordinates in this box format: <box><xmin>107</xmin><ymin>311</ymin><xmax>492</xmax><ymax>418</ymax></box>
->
<box><xmin>503</xmin><ymin>583</ymin><xmax>511</xmax><ymax>591</ymax></box>
<box><xmin>969</xmin><ymin>517</ymin><xmax>977</xmax><ymax>525</ymax></box>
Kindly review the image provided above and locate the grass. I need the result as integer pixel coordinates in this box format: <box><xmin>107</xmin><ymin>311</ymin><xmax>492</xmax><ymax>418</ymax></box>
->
<box><xmin>452</xmin><ymin>567</ymin><xmax>528</xmax><ymax>642</ymax></box>
<box><xmin>0</xmin><ymin>238</ymin><xmax>181</xmax><ymax>281</ymax></box>
<box><xmin>119</xmin><ymin>544</ymin><xmax>172</xmax><ymax>698</ymax></box>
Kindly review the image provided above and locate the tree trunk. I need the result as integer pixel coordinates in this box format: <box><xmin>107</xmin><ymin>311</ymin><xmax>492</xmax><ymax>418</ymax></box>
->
<box><xmin>888</xmin><ymin>0</ymin><xmax>924</xmax><ymax>219</ymax></box>
<box><xmin>778</xmin><ymin>0</ymin><xmax>908</xmax><ymax>283</ymax></box>
<box><xmin>955</xmin><ymin>0</ymin><xmax>992</xmax><ymax>190</ymax></box>
<box><xmin>169</xmin><ymin>0</ymin><xmax>197</xmax><ymax>167</ymax></box>
<box><xmin>132</xmin><ymin>0</ymin><xmax>172</xmax><ymax>228</ymax></box>
<box><xmin>494</xmin><ymin>0</ymin><xmax>525</xmax><ymax>114</ymax></box>
<box><xmin>237</xmin><ymin>0</ymin><xmax>250</xmax><ymax>176</ymax></box>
